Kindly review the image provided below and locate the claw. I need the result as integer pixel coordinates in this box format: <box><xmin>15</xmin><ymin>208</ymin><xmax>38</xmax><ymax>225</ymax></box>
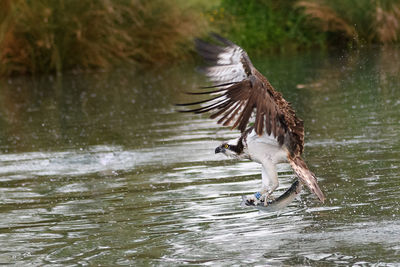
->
<box><xmin>260</xmin><ymin>193</ymin><xmax>276</xmax><ymax>206</ymax></box>
<box><xmin>244</xmin><ymin>194</ymin><xmax>260</xmax><ymax>206</ymax></box>
<box><xmin>245</xmin><ymin>199</ymin><xmax>255</xmax><ymax>206</ymax></box>
<box><xmin>242</xmin><ymin>191</ymin><xmax>277</xmax><ymax>207</ymax></box>
<box><xmin>267</xmin><ymin>194</ymin><xmax>276</xmax><ymax>201</ymax></box>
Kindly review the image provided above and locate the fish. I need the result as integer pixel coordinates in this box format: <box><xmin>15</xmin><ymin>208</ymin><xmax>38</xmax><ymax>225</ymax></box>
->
<box><xmin>241</xmin><ymin>180</ymin><xmax>303</xmax><ymax>212</ymax></box>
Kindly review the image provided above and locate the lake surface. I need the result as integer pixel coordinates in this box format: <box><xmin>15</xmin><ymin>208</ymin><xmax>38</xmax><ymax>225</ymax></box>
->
<box><xmin>0</xmin><ymin>47</ymin><xmax>399</xmax><ymax>265</ymax></box>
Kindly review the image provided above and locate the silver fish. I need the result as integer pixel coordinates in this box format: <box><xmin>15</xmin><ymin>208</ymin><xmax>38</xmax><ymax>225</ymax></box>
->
<box><xmin>241</xmin><ymin>180</ymin><xmax>302</xmax><ymax>212</ymax></box>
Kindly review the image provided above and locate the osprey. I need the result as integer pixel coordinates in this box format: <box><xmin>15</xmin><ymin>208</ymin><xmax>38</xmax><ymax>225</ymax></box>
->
<box><xmin>177</xmin><ymin>34</ymin><xmax>325</xmax><ymax>205</ymax></box>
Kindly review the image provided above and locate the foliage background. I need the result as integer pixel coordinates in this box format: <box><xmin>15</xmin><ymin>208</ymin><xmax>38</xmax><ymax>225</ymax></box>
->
<box><xmin>0</xmin><ymin>0</ymin><xmax>399</xmax><ymax>76</ymax></box>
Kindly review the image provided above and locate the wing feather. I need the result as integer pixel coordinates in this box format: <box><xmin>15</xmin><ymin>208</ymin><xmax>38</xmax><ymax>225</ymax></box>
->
<box><xmin>288</xmin><ymin>155</ymin><xmax>325</xmax><ymax>203</ymax></box>
<box><xmin>178</xmin><ymin>34</ymin><xmax>305</xmax><ymax>155</ymax></box>
<box><xmin>211</xmin><ymin>101</ymin><xmax>236</xmax><ymax>120</ymax></box>
<box><xmin>255</xmin><ymin>97</ymin><xmax>264</xmax><ymax>134</ymax></box>
<box><xmin>220</xmin><ymin>102</ymin><xmax>241</xmax><ymax>125</ymax></box>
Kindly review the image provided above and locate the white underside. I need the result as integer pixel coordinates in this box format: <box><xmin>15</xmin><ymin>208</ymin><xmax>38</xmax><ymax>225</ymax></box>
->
<box><xmin>245</xmin><ymin>130</ymin><xmax>288</xmax><ymax>164</ymax></box>
<box><xmin>244</xmin><ymin>130</ymin><xmax>288</xmax><ymax>194</ymax></box>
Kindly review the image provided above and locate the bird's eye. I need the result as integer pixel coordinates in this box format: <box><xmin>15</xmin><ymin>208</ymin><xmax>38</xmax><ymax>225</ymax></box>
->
<box><xmin>224</xmin><ymin>144</ymin><xmax>229</xmax><ymax>149</ymax></box>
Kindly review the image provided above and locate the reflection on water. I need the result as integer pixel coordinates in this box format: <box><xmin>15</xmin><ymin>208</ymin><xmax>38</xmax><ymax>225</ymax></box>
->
<box><xmin>0</xmin><ymin>48</ymin><xmax>399</xmax><ymax>265</ymax></box>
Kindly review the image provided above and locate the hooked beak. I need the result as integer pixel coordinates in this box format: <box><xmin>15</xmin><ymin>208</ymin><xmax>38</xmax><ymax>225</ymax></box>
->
<box><xmin>215</xmin><ymin>146</ymin><xmax>223</xmax><ymax>154</ymax></box>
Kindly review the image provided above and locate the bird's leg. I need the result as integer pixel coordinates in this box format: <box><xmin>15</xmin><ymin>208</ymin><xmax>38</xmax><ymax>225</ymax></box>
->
<box><xmin>244</xmin><ymin>188</ymin><xmax>277</xmax><ymax>206</ymax></box>
<box><xmin>260</xmin><ymin>183</ymin><xmax>278</xmax><ymax>205</ymax></box>
<box><xmin>244</xmin><ymin>160</ymin><xmax>280</xmax><ymax>206</ymax></box>
<box><xmin>244</xmin><ymin>192</ymin><xmax>262</xmax><ymax>205</ymax></box>
<box><xmin>260</xmin><ymin>160</ymin><xmax>279</xmax><ymax>206</ymax></box>
<box><xmin>246</xmin><ymin>173</ymin><xmax>270</xmax><ymax>204</ymax></box>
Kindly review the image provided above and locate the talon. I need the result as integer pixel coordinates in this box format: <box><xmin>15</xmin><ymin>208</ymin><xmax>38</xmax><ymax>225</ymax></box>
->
<box><xmin>259</xmin><ymin>193</ymin><xmax>268</xmax><ymax>202</ymax></box>
<box><xmin>245</xmin><ymin>195</ymin><xmax>259</xmax><ymax>206</ymax></box>
<box><xmin>267</xmin><ymin>195</ymin><xmax>276</xmax><ymax>201</ymax></box>
<box><xmin>260</xmin><ymin>193</ymin><xmax>275</xmax><ymax>206</ymax></box>
<box><xmin>245</xmin><ymin>199</ymin><xmax>255</xmax><ymax>206</ymax></box>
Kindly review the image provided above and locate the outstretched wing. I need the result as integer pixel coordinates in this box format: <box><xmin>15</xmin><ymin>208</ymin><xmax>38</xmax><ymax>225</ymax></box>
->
<box><xmin>177</xmin><ymin>34</ymin><xmax>304</xmax><ymax>155</ymax></box>
<box><xmin>195</xmin><ymin>33</ymin><xmax>253</xmax><ymax>84</ymax></box>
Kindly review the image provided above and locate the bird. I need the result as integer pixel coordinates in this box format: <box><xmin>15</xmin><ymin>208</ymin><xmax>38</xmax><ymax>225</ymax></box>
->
<box><xmin>177</xmin><ymin>34</ymin><xmax>325</xmax><ymax>205</ymax></box>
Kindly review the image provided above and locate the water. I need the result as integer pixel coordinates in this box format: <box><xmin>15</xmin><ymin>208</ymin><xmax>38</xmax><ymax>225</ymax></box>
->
<box><xmin>0</xmin><ymin>47</ymin><xmax>399</xmax><ymax>265</ymax></box>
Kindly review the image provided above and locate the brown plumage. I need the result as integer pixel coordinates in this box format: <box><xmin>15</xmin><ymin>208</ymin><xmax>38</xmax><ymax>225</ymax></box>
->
<box><xmin>177</xmin><ymin>33</ymin><xmax>325</xmax><ymax>203</ymax></box>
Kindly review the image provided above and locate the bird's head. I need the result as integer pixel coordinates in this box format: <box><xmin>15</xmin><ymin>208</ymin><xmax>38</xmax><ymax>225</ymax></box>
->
<box><xmin>215</xmin><ymin>137</ymin><xmax>245</xmax><ymax>159</ymax></box>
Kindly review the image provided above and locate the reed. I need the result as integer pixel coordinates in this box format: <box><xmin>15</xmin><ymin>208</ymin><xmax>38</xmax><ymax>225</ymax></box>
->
<box><xmin>214</xmin><ymin>0</ymin><xmax>400</xmax><ymax>53</ymax></box>
<box><xmin>375</xmin><ymin>3</ymin><xmax>400</xmax><ymax>43</ymax></box>
<box><xmin>297</xmin><ymin>0</ymin><xmax>400</xmax><ymax>45</ymax></box>
<box><xmin>296</xmin><ymin>1</ymin><xmax>357</xmax><ymax>45</ymax></box>
<box><xmin>1</xmin><ymin>0</ymin><xmax>399</xmax><ymax>77</ymax></box>
<box><xmin>0</xmin><ymin>0</ymin><xmax>205</xmax><ymax>76</ymax></box>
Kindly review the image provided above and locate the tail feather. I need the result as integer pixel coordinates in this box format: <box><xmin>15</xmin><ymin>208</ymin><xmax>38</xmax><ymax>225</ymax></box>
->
<box><xmin>288</xmin><ymin>155</ymin><xmax>325</xmax><ymax>203</ymax></box>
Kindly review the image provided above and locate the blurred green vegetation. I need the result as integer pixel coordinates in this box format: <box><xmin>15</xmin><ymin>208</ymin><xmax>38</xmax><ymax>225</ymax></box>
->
<box><xmin>296</xmin><ymin>0</ymin><xmax>400</xmax><ymax>45</ymax></box>
<box><xmin>212</xmin><ymin>0</ymin><xmax>326</xmax><ymax>53</ymax></box>
<box><xmin>214</xmin><ymin>0</ymin><xmax>400</xmax><ymax>52</ymax></box>
<box><xmin>0</xmin><ymin>0</ymin><xmax>399</xmax><ymax>76</ymax></box>
<box><xmin>0</xmin><ymin>0</ymin><xmax>206</xmax><ymax>76</ymax></box>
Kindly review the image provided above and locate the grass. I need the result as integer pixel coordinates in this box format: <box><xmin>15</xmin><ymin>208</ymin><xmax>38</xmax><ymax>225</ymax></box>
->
<box><xmin>296</xmin><ymin>0</ymin><xmax>400</xmax><ymax>45</ymax></box>
<box><xmin>0</xmin><ymin>0</ymin><xmax>206</xmax><ymax>76</ymax></box>
<box><xmin>210</xmin><ymin>0</ymin><xmax>327</xmax><ymax>53</ymax></box>
<box><xmin>0</xmin><ymin>0</ymin><xmax>399</xmax><ymax>76</ymax></box>
<box><xmin>211</xmin><ymin>0</ymin><xmax>400</xmax><ymax>53</ymax></box>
